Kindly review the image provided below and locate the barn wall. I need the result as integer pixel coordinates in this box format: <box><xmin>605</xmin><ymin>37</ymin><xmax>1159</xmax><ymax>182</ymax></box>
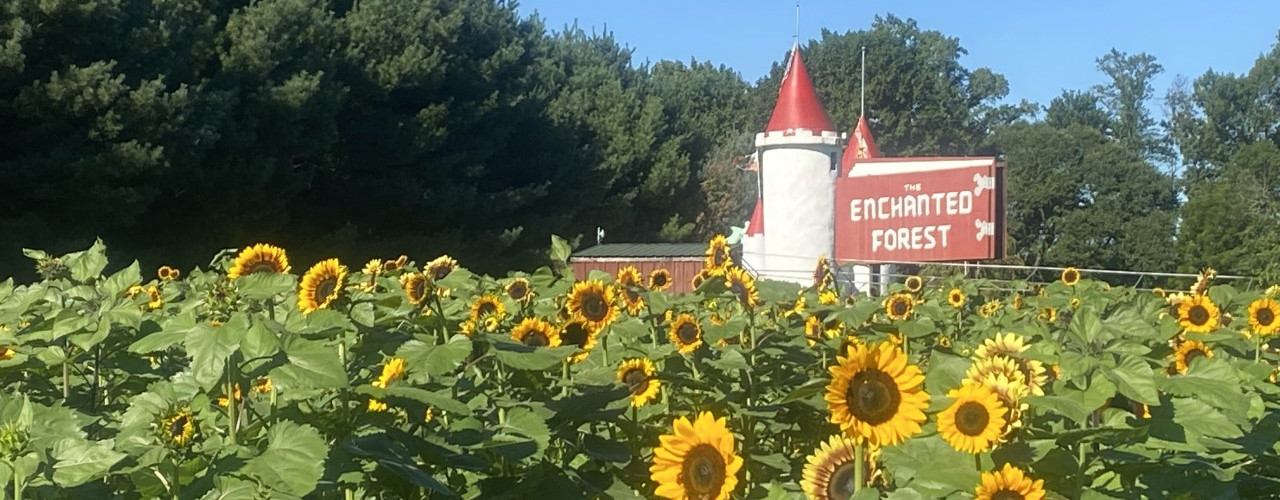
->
<box><xmin>570</xmin><ymin>258</ymin><xmax>703</xmax><ymax>294</ymax></box>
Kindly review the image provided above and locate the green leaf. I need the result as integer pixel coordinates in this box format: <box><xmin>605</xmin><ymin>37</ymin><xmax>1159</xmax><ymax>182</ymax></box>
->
<box><xmin>1027</xmin><ymin>395</ymin><xmax>1091</xmax><ymax>423</ymax></box>
<box><xmin>398</xmin><ymin>335</ymin><xmax>472</xmax><ymax>376</ymax></box>
<box><xmin>235</xmin><ymin>272</ymin><xmax>297</xmax><ymax>301</ymax></box>
<box><xmin>550</xmin><ymin>235</ymin><xmax>572</xmax><ymax>264</ymax></box>
<box><xmin>101</xmin><ymin>261</ymin><xmax>141</xmax><ymax>298</ymax></box>
<box><xmin>185</xmin><ymin>324</ymin><xmax>244</xmax><ymax>390</ymax></box>
<box><xmin>1172</xmin><ymin>397</ymin><xmax>1243</xmax><ymax>440</ymax></box>
<box><xmin>199</xmin><ymin>477</ymin><xmax>260</xmax><ymax>500</ymax></box>
<box><xmin>501</xmin><ymin>407</ymin><xmax>551</xmax><ymax>455</ymax></box>
<box><xmin>67</xmin><ymin>239</ymin><xmax>109</xmax><ymax>282</ymax></box>
<box><xmin>51</xmin><ymin>438</ymin><xmax>125</xmax><ymax>487</ymax></box>
<box><xmin>492</xmin><ymin>341</ymin><xmax>573</xmax><ymax>371</ymax></box>
<box><xmin>779</xmin><ymin>378</ymin><xmax>828</xmax><ymax>405</ymax></box>
<box><xmin>1068</xmin><ymin>306</ymin><xmax>1102</xmax><ymax>346</ymax></box>
<box><xmin>882</xmin><ymin>436</ymin><xmax>979</xmax><ymax>497</ymax></box>
<box><xmin>374</xmin><ymin>386</ymin><xmax>471</xmax><ymax>415</ymax></box>
<box><xmin>242</xmin><ymin>421</ymin><xmax>328</xmax><ymax>496</ymax></box>
<box><xmin>1158</xmin><ymin>357</ymin><xmax>1248</xmax><ymax>416</ymax></box>
<box><xmin>706</xmin><ymin>349</ymin><xmax>750</xmax><ymax>372</ymax></box>
<box><xmin>241</xmin><ymin>319</ymin><xmax>281</xmax><ymax>360</ymax></box>
<box><xmin>1105</xmin><ymin>354</ymin><xmax>1159</xmax><ymax>405</ymax></box>
<box><xmin>270</xmin><ymin>335</ymin><xmax>349</xmax><ymax>391</ymax></box>
<box><xmin>583</xmin><ymin>434</ymin><xmax>630</xmax><ymax>463</ymax></box>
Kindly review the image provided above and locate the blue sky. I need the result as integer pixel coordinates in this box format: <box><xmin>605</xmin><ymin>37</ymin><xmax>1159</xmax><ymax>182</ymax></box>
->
<box><xmin>517</xmin><ymin>0</ymin><xmax>1280</xmax><ymax>110</ymax></box>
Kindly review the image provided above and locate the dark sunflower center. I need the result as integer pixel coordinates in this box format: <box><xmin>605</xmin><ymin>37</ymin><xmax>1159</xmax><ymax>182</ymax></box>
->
<box><xmin>992</xmin><ymin>490</ymin><xmax>1025</xmax><ymax>500</ymax></box>
<box><xmin>1185</xmin><ymin>349</ymin><xmax>1206</xmax><ymax>366</ymax></box>
<box><xmin>248</xmin><ymin>261</ymin><xmax>279</xmax><ymax>274</ymax></box>
<box><xmin>169</xmin><ymin>416</ymin><xmax>189</xmax><ymax>437</ymax></box>
<box><xmin>508</xmin><ymin>283</ymin><xmax>528</xmax><ymax>300</ymax></box>
<box><xmin>624</xmin><ymin>287</ymin><xmax>640</xmax><ymax>303</ymax></box>
<box><xmin>623</xmin><ymin>369</ymin><xmax>648</xmax><ymax>395</ymax></box>
<box><xmin>955</xmin><ymin>401</ymin><xmax>991</xmax><ymax>436</ymax></box>
<box><xmin>890</xmin><ymin>299</ymin><xmax>909</xmax><ymax>317</ymax></box>
<box><xmin>431</xmin><ymin>266</ymin><xmax>450</xmax><ymax>281</ymax></box>
<box><xmin>680</xmin><ymin>444</ymin><xmax>726</xmax><ymax>497</ymax></box>
<box><xmin>562</xmin><ymin>324</ymin><xmax>591</xmax><ymax>349</ymax></box>
<box><xmin>411</xmin><ymin>280</ymin><xmax>426</xmax><ymax>299</ymax></box>
<box><xmin>713</xmin><ymin>252</ymin><xmax>727</xmax><ymax>267</ymax></box>
<box><xmin>951</xmin><ymin>293</ymin><xmax>962</xmax><ymax>303</ymax></box>
<box><xmin>315</xmin><ymin>278</ymin><xmax>338</xmax><ymax>302</ymax></box>
<box><xmin>1188</xmin><ymin>305</ymin><xmax>1210</xmax><ymax>326</ymax></box>
<box><xmin>522</xmin><ymin>331</ymin><xmax>549</xmax><ymax>347</ymax></box>
<box><xmin>1065</xmin><ymin>271</ymin><xmax>1078</xmax><ymax>283</ymax></box>
<box><xmin>1258</xmin><ymin>308</ymin><xmax>1276</xmax><ymax>326</ymax></box>
<box><xmin>826</xmin><ymin>462</ymin><xmax>857</xmax><ymax>500</ymax></box>
<box><xmin>653</xmin><ymin>274</ymin><xmax>668</xmax><ymax>287</ymax></box>
<box><xmin>677</xmin><ymin>322</ymin><xmax>699</xmax><ymax>344</ymax></box>
<box><xmin>730</xmin><ymin>282</ymin><xmax>747</xmax><ymax>301</ymax></box>
<box><xmin>477</xmin><ymin>302</ymin><xmax>497</xmax><ymax>317</ymax></box>
<box><xmin>846</xmin><ymin>369</ymin><xmax>901</xmax><ymax>425</ymax></box>
<box><xmin>582</xmin><ymin>294</ymin><xmax>608</xmax><ymax>321</ymax></box>
<box><xmin>907</xmin><ymin>278</ymin><xmax>921</xmax><ymax>291</ymax></box>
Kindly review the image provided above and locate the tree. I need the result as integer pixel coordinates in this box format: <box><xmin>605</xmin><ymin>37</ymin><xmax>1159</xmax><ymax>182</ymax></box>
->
<box><xmin>1093</xmin><ymin>49</ymin><xmax>1170</xmax><ymax>162</ymax></box>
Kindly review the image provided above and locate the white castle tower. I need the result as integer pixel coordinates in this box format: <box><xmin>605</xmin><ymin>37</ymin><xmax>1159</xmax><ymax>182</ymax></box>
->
<box><xmin>744</xmin><ymin>45</ymin><xmax>843</xmax><ymax>285</ymax></box>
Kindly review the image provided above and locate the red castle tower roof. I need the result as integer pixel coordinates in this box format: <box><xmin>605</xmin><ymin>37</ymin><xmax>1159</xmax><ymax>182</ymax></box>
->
<box><xmin>840</xmin><ymin>115</ymin><xmax>880</xmax><ymax>175</ymax></box>
<box><xmin>746</xmin><ymin>198</ymin><xmax>765</xmax><ymax>236</ymax></box>
<box><xmin>764</xmin><ymin>45</ymin><xmax>835</xmax><ymax>134</ymax></box>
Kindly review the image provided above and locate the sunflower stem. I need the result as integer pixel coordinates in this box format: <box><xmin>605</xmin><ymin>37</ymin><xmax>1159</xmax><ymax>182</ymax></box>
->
<box><xmin>227</xmin><ymin>358</ymin><xmax>238</xmax><ymax>445</ymax></box>
<box><xmin>169</xmin><ymin>456</ymin><xmax>181</xmax><ymax>500</ymax></box>
<box><xmin>62</xmin><ymin>341</ymin><xmax>69</xmax><ymax>400</ymax></box>
<box><xmin>1256</xmin><ymin>336</ymin><xmax>1262</xmax><ymax>363</ymax></box>
<box><xmin>11</xmin><ymin>458</ymin><xmax>23</xmax><ymax>500</ymax></box>
<box><xmin>975</xmin><ymin>453</ymin><xmax>983</xmax><ymax>472</ymax></box>
<box><xmin>560</xmin><ymin>360</ymin><xmax>570</xmax><ymax>397</ymax></box>
<box><xmin>853</xmin><ymin>442</ymin><xmax>864</xmax><ymax>494</ymax></box>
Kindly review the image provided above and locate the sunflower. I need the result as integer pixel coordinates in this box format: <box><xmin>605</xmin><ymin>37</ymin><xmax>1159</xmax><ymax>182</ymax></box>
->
<box><xmin>975</xmin><ymin>463</ymin><xmax>1046</xmax><ymax>500</ymax></box>
<box><xmin>568</xmin><ymin>281</ymin><xmax>618</xmax><ymax>330</ymax></box>
<box><xmin>0</xmin><ymin>347</ymin><xmax>13</xmax><ymax>361</ymax></box>
<box><xmin>814</xmin><ymin>257</ymin><xmax>835</xmax><ymax>290</ymax></box>
<box><xmin>162</xmin><ymin>408</ymin><xmax>196</xmax><ymax>448</ymax></box>
<box><xmin>938</xmin><ymin>382</ymin><xmax>1008</xmax><ymax>454</ymax></box>
<box><xmin>1061</xmin><ymin>267</ymin><xmax>1081</xmax><ymax>286</ymax></box>
<box><xmin>297</xmin><ymin>259</ymin><xmax>347</xmax><ymax>314</ymax></box>
<box><xmin>1249</xmin><ymin>298</ymin><xmax>1280</xmax><ymax>337</ymax></box>
<box><xmin>1177</xmin><ymin>294</ymin><xmax>1220</xmax><ymax>333</ymax></box>
<box><xmin>1192</xmin><ymin>267</ymin><xmax>1216</xmax><ymax>295</ymax></box>
<box><xmin>948</xmin><ymin>288</ymin><xmax>966</xmax><ymax>308</ymax></box>
<box><xmin>561</xmin><ymin>320</ymin><xmax>599</xmax><ymax>363</ymax></box>
<box><xmin>649</xmin><ymin>269</ymin><xmax>672</xmax><ymax>290</ymax></box>
<box><xmin>617</xmin><ymin>358</ymin><xmax>661</xmax><ymax>407</ymax></box>
<box><xmin>979</xmin><ymin>300</ymin><xmax>1002</xmax><ymax>318</ymax></box>
<box><xmin>1172</xmin><ymin>339</ymin><xmax>1213</xmax><ymax>374</ymax></box>
<box><xmin>974</xmin><ymin>373</ymin><xmax>1030</xmax><ymax>438</ymax></box>
<box><xmin>704</xmin><ymin>235</ymin><xmax>732</xmax><ymax>271</ymax></box>
<box><xmin>904</xmin><ymin>276</ymin><xmax>923</xmax><ymax>293</ymax></box>
<box><xmin>781</xmin><ymin>296</ymin><xmax>807</xmax><ymax>319</ymax></box>
<box><xmin>362</xmin><ymin>259</ymin><xmax>382</xmax><ymax>276</ymax></box>
<box><xmin>883</xmin><ymin>293</ymin><xmax>914</xmax><ymax>321</ymax></box>
<box><xmin>804</xmin><ymin>315</ymin><xmax>824</xmax><ymax>346</ymax></box>
<box><xmin>725</xmin><ymin>267</ymin><xmax>761</xmax><ymax>309</ymax></box>
<box><xmin>469</xmin><ymin>295</ymin><xmax>507</xmax><ymax>323</ymax></box>
<box><xmin>401</xmin><ymin>272</ymin><xmax>430</xmax><ymax>305</ymax></box>
<box><xmin>511</xmin><ymin>317</ymin><xmax>561</xmax><ymax>348</ymax></box>
<box><xmin>692</xmin><ymin>268</ymin><xmax>725</xmax><ymax>291</ymax></box>
<box><xmin>252</xmin><ymin>378</ymin><xmax>272</xmax><ymax>394</ymax></box>
<box><xmin>373</xmin><ymin>357</ymin><xmax>406</xmax><ymax>389</ymax></box>
<box><xmin>228</xmin><ymin>243</ymin><xmax>291</xmax><ymax>279</ymax></box>
<box><xmin>818</xmin><ymin>289</ymin><xmax>839</xmax><ymax>306</ymax></box>
<box><xmin>669</xmin><ymin>313</ymin><xmax>703</xmax><ymax>354</ymax></box>
<box><xmin>650</xmin><ymin>412</ymin><xmax>743</xmax><ymax>500</ymax></box>
<box><xmin>146</xmin><ymin>285</ymin><xmax>164</xmax><ymax>310</ymax></box>
<box><xmin>368</xmin><ymin>399</ymin><xmax>389</xmax><ymax>412</ymax></box>
<box><xmin>1152</xmin><ymin>287</ymin><xmax>1167</xmax><ymax>298</ymax></box>
<box><xmin>158</xmin><ymin>265</ymin><xmax>180</xmax><ymax>281</ymax></box>
<box><xmin>1038</xmin><ymin>307</ymin><xmax>1057</xmax><ymax>322</ymax></box>
<box><xmin>217</xmin><ymin>384</ymin><xmax>243</xmax><ymax>408</ymax></box>
<box><xmin>801</xmin><ymin>434</ymin><xmax>881</xmax><ymax>500</ymax></box>
<box><xmin>505</xmin><ymin>278</ymin><xmax>532</xmax><ymax>303</ymax></box>
<box><xmin>938</xmin><ymin>335</ymin><xmax>953</xmax><ymax>349</ymax></box>
<box><xmin>617</xmin><ymin>266</ymin><xmax>646</xmax><ymax>315</ymax></box>
<box><xmin>966</xmin><ymin>355</ymin><xmax>1027</xmax><ymax>388</ymax></box>
<box><xmin>975</xmin><ymin>332</ymin><xmax>1027</xmax><ymax>359</ymax></box>
<box><xmin>1012</xmin><ymin>293</ymin><xmax>1023</xmax><ymax>310</ymax></box>
<box><xmin>1069</xmin><ymin>297</ymin><xmax>1081</xmax><ymax>310</ymax></box>
<box><xmin>382</xmin><ymin>255</ymin><xmax>407</xmax><ymax>272</ymax></box>
<box><xmin>424</xmin><ymin>255</ymin><xmax>458</xmax><ymax>282</ymax></box>
<box><xmin>825</xmin><ymin>342</ymin><xmax>930</xmax><ymax>446</ymax></box>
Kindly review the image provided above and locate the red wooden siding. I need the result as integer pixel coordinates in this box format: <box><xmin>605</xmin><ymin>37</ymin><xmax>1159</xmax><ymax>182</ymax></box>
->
<box><xmin>570</xmin><ymin>258</ymin><xmax>704</xmax><ymax>294</ymax></box>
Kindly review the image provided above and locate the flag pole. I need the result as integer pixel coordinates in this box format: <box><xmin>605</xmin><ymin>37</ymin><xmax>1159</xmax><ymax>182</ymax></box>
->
<box><xmin>860</xmin><ymin>46</ymin><xmax>866</xmax><ymax>117</ymax></box>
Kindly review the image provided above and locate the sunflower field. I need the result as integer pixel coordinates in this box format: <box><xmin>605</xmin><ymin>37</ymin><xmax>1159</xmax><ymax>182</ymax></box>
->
<box><xmin>0</xmin><ymin>237</ymin><xmax>1278</xmax><ymax>499</ymax></box>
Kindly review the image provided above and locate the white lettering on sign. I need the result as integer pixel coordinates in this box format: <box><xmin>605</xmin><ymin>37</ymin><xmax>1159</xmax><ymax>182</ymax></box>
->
<box><xmin>849</xmin><ymin>191</ymin><xmax>974</xmax><ymax>222</ymax></box>
<box><xmin>870</xmin><ymin>225</ymin><xmax>952</xmax><ymax>252</ymax></box>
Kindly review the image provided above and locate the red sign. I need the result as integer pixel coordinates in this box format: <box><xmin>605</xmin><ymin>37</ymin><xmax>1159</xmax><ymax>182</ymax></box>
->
<box><xmin>835</xmin><ymin>158</ymin><xmax>1004</xmax><ymax>262</ymax></box>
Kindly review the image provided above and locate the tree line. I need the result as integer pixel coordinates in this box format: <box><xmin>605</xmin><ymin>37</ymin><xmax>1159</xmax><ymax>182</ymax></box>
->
<box><xmin>0</xmin><ymin>1</ymin><xmax>1276</xmax><ymax>281</ymax></box>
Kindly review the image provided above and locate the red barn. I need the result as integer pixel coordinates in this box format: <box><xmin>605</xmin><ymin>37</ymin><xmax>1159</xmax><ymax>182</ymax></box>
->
<box><xmin>570</xmin><ymin>243</ymin><xmax>706</xmax><ymax>293</ymax></box>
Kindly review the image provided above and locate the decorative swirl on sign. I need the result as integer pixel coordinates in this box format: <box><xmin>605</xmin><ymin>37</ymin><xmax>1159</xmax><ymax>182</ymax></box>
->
<box><xmin>975</xmin><ymin>219</ymin><xmax>995</xmax><ymax>241</ymax></box>
<box><xmin>972</xmin><ymin>173</ymin><xmax>995</xmax><ymax>196</ymax></box>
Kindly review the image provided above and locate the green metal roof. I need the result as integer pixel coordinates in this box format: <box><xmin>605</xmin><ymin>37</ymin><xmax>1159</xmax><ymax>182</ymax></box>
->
<box><xmin>572</xmin><ymin>243</ymin><xmax>706</xmax><ymax>259</ymax></box>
